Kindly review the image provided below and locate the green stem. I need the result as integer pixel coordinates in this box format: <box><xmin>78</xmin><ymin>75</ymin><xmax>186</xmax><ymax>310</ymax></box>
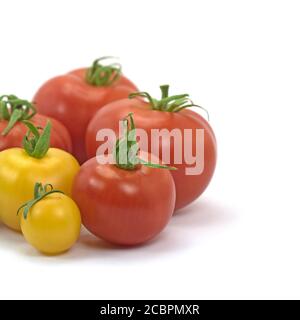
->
<box><xmin>160</xmin><ymin>85</ymin><xmax>169</xmax><ymax>99</ymax></box>
<box><xmin>0</xmin><ymin>101</ymin><xmax>10</xmax><ymax>120</ymax></box>
<box><xmin>17</xmin><ymin>183</ymin><xmax>64</xmax><ymax>219</ymax></box>
<box><xmin>128</xmin><ymin>85</ymin><xmax>209</xmax><ymax>120</ymax></box>
<box><xmin>22</xmin><ymin>121</ymin><xmax>52</xmax><ymax>159</ymax></box>
<box><xmin>85</xmin><ymin>56</ymin><xmax>122</xmax><ymax>86</ymax></box>
<box><xmin>2</xmin><ymin>109</ymin><xmax>23</xmax><ymax>136</ymax></box>
<box><xmin>114</xmin><ymin>113</ymin><xmax>176</xmax><ymax>171</ymax></box>
<box><xmin>0</xmin><ymin>95</ymin><xmax>37</xmax><ymax>136</ymax></box>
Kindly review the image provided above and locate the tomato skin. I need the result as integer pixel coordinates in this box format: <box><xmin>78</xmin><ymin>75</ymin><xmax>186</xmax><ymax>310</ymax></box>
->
<box><xmin>72</xmin><ymin>155</ymin><xmax>176</xmax><ymax>246</ymax></box>
<box><xmin>0</xmin><ymin>114</ymin><xmax>72</xmax><ymax>153</ymax></box>
<box><xmin>20</xmin><ymin>193</ymin><xmax>81</xmax><ymax>255</ymax></box>
<box><xmin>33</xmin><ymin>68</ymin><xmax>137</xmax><ymax>164</ymax></box>
<box><xmin>0</xmin><ymin>148</ymin><xmax>80</xmax><ymax>231</ymax></box>
<box><xmin>86</xmin><ymin>98</ymin><xmax>217</xmax><ymax>210</ymax></box>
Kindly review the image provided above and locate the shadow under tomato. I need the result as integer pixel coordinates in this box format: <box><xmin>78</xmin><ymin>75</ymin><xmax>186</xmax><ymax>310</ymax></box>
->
<box><xmin>65</xmin><ymin>197</ymin><xmax>237</xmax><ymax>259</ymax></box>
<box><xmin>173</xmin><ymin>197</ymin><xmax>236</xmax><ymax>227</ymax></box>
<box><xmin>0</xmin><ymin>197</ymin><xmax>236</xmax><ymax>261</ymax></box>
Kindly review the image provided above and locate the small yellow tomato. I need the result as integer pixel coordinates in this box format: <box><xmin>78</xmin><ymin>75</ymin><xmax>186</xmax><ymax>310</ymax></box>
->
<box><xmin>20</xmin><ymin>185</ymin><xmax>81</xmax><ymax>255</ymax></box>
<box><xmin>0</xmin><ymin>147</ymin><xmax>79</xmax><ymax>231</ymax></box>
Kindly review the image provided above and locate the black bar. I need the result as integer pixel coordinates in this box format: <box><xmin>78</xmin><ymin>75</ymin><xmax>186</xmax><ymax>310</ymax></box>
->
<box><xmin>0</xmin><ymin>300</ymin><xmax>297</xmax><ymax>319</ymax></box>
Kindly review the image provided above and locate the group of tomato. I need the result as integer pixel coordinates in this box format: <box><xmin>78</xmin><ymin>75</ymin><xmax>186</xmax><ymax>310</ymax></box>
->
<box><xmin>0</xmin><ymin>57</ymin><xmax>217</xmax><ymax>255</ymax></box>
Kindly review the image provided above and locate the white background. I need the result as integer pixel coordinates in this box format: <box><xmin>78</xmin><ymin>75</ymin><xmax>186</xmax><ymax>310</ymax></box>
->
<box><xmin>0</xmin><ymin>0</ymin><xmax>299</xmax><ymax>300</ymax></box>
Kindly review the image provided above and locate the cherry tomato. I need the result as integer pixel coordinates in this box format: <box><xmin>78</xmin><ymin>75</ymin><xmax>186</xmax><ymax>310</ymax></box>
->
<box><xmin>86</xmin><ymin>86</ymin><xmax>217</xmax><ymax>210</ymax></box>
<box><xmin>0</xmin><ymin>95</ymin><xmax>72</xmax><ymax>153</ymax></box>
<box><xmin>20</xmin><ymin>183</ymin><xmax>81</xmax><ymax>255</ymax></box>
<box><xmin>34</xmin><ymin>57</ymin><xmax>138</xmax><ymax>164</ymax></box>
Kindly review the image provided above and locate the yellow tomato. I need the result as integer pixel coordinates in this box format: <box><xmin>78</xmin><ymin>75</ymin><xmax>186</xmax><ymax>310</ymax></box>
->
<box><xmin>20</xmin><ymin>192</ymin><xmax>81</xmax><ymax>255</ymax></box>
<box><xmin>0</xmin><ymin>148</ymin><xmax>79</xmax><ymax>231</ymax></box>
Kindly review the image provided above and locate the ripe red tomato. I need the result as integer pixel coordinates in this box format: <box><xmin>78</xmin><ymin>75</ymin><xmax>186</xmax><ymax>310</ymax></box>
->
<box><xmin>72</xmin><ymin>155</ymin><xmax>175</xmax><ymax>246</ymax></box>
<box><xmin>73</xmin><ymin>113</ymin><xmax>176</xmax><ymax>246</ymax></box>
<box><xmin>33</xmin><ymin>57</ymin><xmax>138</xmax><ymax>164</ymax></box>
<box><xmin>86</xmin><ymin>86</ymin><xmax>217</xmax><ymax>210</ymax></box>
<box><xmin>0</xmin><ymin>96</ymin><xmax>72</xmax><ymax>152</ymax></box>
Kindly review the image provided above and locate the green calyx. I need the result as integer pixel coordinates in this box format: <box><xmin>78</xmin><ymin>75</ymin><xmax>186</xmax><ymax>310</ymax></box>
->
<box><xmin>85</xmin><ymin>56</ymin><xmax>122</xmax><ymax>86</ymax></box>
<box><xmin>22</xmin><ymin>120</ymin><xmax>52</xmax><ymax>159</ymax></box>
<box><xmin>17</xmin><ymin>183</ymin><xmax>64</xmax><ymax>219</ymax></box>
<box><xmin>129</xmin><ymin>85</ymin><xmax>209</xmax><ymax>119</ymax></box>
<box><xmin>0</xmin><ymin>95</ymin><xmax>37</xmax><ymax>136</ymax></box>
<box><xmin>114</xmin><ymin>113</ymin><xmax>176</xmax><ymax>171</ymax></box>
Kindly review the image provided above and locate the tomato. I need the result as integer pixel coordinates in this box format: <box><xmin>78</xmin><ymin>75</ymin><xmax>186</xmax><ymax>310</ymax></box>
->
<box><xmin>86</xmin><ymin>85</ymin><xmax>217</xmax><ymax>210</ymax></box>
<box><xmin>0</xmin><ymin>95</ymin><xmax>72</xmax><ymax>153</ymax></box>
<box><xmin>0</xmin><ymin>122</ymin><xmax>79</xmax><ymax>231</ymax></box>
<box><xmin>73</xmin><ymin>114</ymin><xmax>176</xmax><ymax>246</ymax></box>
<box><xmin>0</xmin><ymin>114</ymin><xmax>72</xmax><ymax>152</ymax></box>
<box><xmin>33</xmin><ymin>57</ymin><xmax>138</xmax><ymax>164</ymax></box>
<box><xmin>19</xmin><ymin>183</ymin><xmax>81</xmax><ymax>255</ymax></box>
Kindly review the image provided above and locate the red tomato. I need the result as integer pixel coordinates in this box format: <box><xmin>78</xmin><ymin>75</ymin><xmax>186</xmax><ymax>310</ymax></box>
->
<box><xmin>0</xmin><ymin>114</ymin><xmax>71</xmax><ymax>152</ymax></box>
<box><xmin>72</xmin><ymin>155</ymin><xmax>176</xmax><ymax>246</ymax></box>
<box><xmin>0</xmin><ymin>96</ymin><xmax>72</xmax><ymax>152</ymax></box>
<box><xmin>86</xmin><ymin>86</ymin><xmax>217</xmax><ymax>210</ymax></box>
<box><xmin>33</xmin><ymin>57</ymin><xmax>138</xmax><ymax>164</ymax></box>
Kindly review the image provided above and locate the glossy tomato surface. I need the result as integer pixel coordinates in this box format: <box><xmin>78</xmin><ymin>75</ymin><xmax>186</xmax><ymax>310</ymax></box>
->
<box><xmin>0</xmin><ymin>114</ymin><xmax>72</xmax><ymax>153</ymax></box>
<box><xmin>86</xmin><ymin>98</ymin><xmax>217</xmax><ymax>210</ymax></box>
<box><xmin>21</xmin><ymin>193</ymin><xmax>81</xmax><ymax>255</ymax></box>
<box><xmin>34</xmin><ymin>68</ymin><xmax>137</xmax><ymax>164</ymax></box>
<box><xmin>72</xmin><ymin>156</ymin><xmax>176</xmax><ymax>246</ymax></box>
